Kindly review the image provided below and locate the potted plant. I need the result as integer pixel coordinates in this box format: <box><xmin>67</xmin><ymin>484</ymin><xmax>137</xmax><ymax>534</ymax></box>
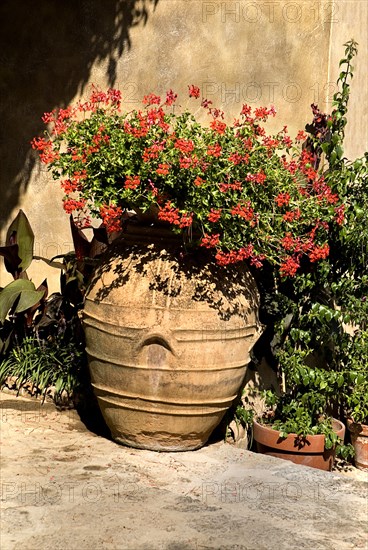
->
<box><xmin>31</xmin><ymin>57</ymin><xmax>353</xmax><ymax>450</ymax></box>
<box><xmin>249</xmin><ymin>39</ymin><xmax>367</xmax><ymax>470</ymax></box>
<box><xmin>252</xmin><ymin>354</ymin><xmax>347</xmax><ymax>471</ymax></box>
<box><xmin>341</xmin><ymin>330</ymin><xmax>368</xmax><ymax>471</ymax></box>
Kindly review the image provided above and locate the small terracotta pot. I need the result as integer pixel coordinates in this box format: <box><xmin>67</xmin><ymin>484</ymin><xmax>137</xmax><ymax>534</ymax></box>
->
<box><xmin>347</xmin><ymin>419</ymin><xmax>368</xmax><ymax>471</ymax></box>
<box><xmin>253</xmin><ymin>418</ymin><xmax>345</xmax><ymax>471</ymax></box>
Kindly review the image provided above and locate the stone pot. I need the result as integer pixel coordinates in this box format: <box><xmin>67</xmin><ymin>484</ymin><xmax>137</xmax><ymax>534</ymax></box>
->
<box><xmin>253</xmin><ymin>418</ymin><xmax>345</xmax><ymax>471</ymax></box>
<box><xmin>83</xmin><ymin>222</ymin><xmax>262</xmax><ymax>451</ymax></box>
<box><xmin>347</xmin><ymin>419</ymin><xmax>368</xmax><ymax>471</ymax></box>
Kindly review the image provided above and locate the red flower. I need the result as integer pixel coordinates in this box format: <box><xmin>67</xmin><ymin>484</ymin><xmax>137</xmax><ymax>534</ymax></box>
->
<box><xmin>296</xmin><ymin>130</ymin><xmax>307</xmax><ymax>142</ymax></box>
<box><xmin>231</xmin><ymin>201</ymin><xmax>254</xmax><ymax>221</ymax></box>
<box><xmin>242</xmin><ymin>138</ymin><xmax>253</xmax><ymax>150</ymax></box>
<box><xmin>57</xmin><ymin>106</ymin><xmax>74</xmax><ymax>122</ymax></box>
<box><xmin>228</xmin><ymin>152</ymin><xmax>243</xmax><ymax>165</ymax></box>
<box><xmin>165</xmin><ymin>89</ymin><xmax>178</xmax><ymax>106</ymax></box>
<box><xmin>41</xmin><ymin>111</ymin><xmax>55</xmax><ymax>124</ymax></box>
<box><xmin>188</xmin><ymin>85</ymin><xmax>200</xmax><ymax>98</ymax></box>
<box><xmin>208</xmin><ymin>209</ymin><xmax>222</xmax><ymax>223</ymax></box>
<box><xmin>63</xmin><ymin>198</ymin><xmax>86</xmax><ymax>214</ymax></box>
<box><xmin>156</xmin><ymin>163</ymin><xmax>170</xmax><ymax>176</ymax></box>
<box><xmin>300</xmin><ymin>150</ymin><xmax>315</xmax><ymax>167</ymax></box>
<box><xmin>262</xmin><ymin>136</ymin><xmax>280</xmax><ymax>149</ymax></box>
<box><xmin>210</xmin><ymin>120</ymin><xmax>227</xmax><ymax>134</ymax></box>
<box><xmin>280</xmin><ymin>256</ymin><xmax>300</xmax><ymax>277</ymax></box>
<box><xmin>305</xmin><ymin>167</ymin><xmax>317</xmax><ymax>180</ymax></box>
<box><xmin>309</xmin><ymin>244</ymin><xmax>329</xmax><ymax>262</ymax></box>
<box><xmin>143</xmin><ymin>93</ymin><xmax>161</xmax><ymax>106</ymax></box>
<box><xmin>275</xmin><ymin>193</ymin><xmax>291</xmax><ymax>207</ymax></box>
<box><xmin>125</xmin><ymin>175</ymin><xmax>141</xmax><ymax>190</ymax></box>
<box><xmin>283</xmin><ymin>209</ymin><xmax>301</xmax><ymax>222</ymax></box>
<box><xmin>194</xmin><ymin>176</ymin><xmax>204</xmax><ymax>187</ymax></box>
<box><xmin>31</xmin><ymin>137</ymin><xmax>60</xmax><ymax>164</ymax></box>
<box><xmin>241</xmin><ymin>104</ymin><xmax>252</xmax><ymax>117</ymax></box>
<box><xmin>143</xmin><ymin>141</ymin><xmax>166</xmax><ymax>162</ymax></box>
<box><xmin>250</xmin><ymin>254</ymin><xmax>265</xmax><ymax>268</ymax></box>
<box><xmin>74</xmin><ymin>216</ymin><xmax>92</xmax><ymax>230</ymax></box>
<box><xmin>214</xmin><ymin>245</ymin><xmax>258</xmax><ymax>266</ymax></box>
<box><xmin>281</xmin><ymin>156</ymin><xmax>298</xmax><ymax>175</ymax></box>
<box><xmin>246</xmin><ymin>171</ymin><xmax>266</xmax><ymax>185</ymax></box>
<box><xmin>61</xmin><ymin>179</ymin><xmax>78</xmax><ymax>194</ymax></box>
<box><xmin>209</xmin><ymin>108</ymin><xmax>225</xmax><ymax>120</ymax></box>
<box><xmin>282</xmin><ymin>135</ymin><xmax>293</xmax><ymax>148</ymax></box>
<box><xmin>237</xmin><ymin>244</ymin><xmax>255</xmax><ymax>260</ymax></box>
<box><xmin>157</xmin><ymin>202</ymin><xmax>180</xmax><ymax>225</ymax></box>
<box><xmin>201</xmin><ymin>98</ymin><xmax>213</xmax><ymax>109</ymax></box>
<box><xmin>100</xmin><ymin>204</ymin><xmax>123</xmax><ymax>234</ymax></box>
<box><xmin>146</xmin><ymin>107</ymin><xmax>165</xmax><ymax>125</ymax></box>
<box><xmin>175</xmin><ymin>139</ymin><xmax>194</xmax><ymax>154</ymax></box>
<box><xmin>313</xmin><ymin>178</ymin><xmax>339</xmax><ymax>204</ymax></box>
<box><xmin>254</xmin><ymin>106</ymin><xmax>276</xmax><ymax>120</ymax></box>
<box><xmin>107</xmin><ymin>88</ymin><xmax>122</xmax><ymax>106</ymax></box>
<box><xmin>207</xmin><ymin>144</ymin><xmax>222</xmax><ymax>157</ymax></box>
<box><xmin>281</xmin><ymin>232</ymin><xmax>296</xmax><ymax>251</ymax></box>
<box><xmin>31</xmin><ymin>137</ymin><xmax>50</xmax><ymax>151</ymax></box>
<box><xmin>201</xmin><ymin>233</ymin><xmax>220</xmax><ymax>248</ymax></box>
<box><xmin>90</xmin><ymin>89</ymin><xmax>109</xmax><ymax>104</ymax></box>
<box><xmin>179</xmin><ymin>156</ymin><xmax>193</xmax><ymax>169</ymax></box>
<box><xmin>219</xmin><ymin>181</ymin><xmax>242</xmax><ymax>192</ymax></box>
<box><xmin>179</xmin><ymin>212</ymin><xmax>193</xmax><ymax>228</ymax></box>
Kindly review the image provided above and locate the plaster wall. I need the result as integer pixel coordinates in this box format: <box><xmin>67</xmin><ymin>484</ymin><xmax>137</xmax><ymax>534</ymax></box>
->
<box><xmin>328</xmin><ymin>0</ymin><xmax>368</xmax><ymax>158</ymax></box>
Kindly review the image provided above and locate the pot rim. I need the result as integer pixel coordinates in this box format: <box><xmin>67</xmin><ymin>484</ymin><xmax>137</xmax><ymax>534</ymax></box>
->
<box><xmin>253</xmin><ymin>417</ymin><xmax>345</xmax><ymax>453</ymax></box>
<box><xmin>347</xmin><ymin>418</ymin><xmax>368</xmax><ymax>436</ymax></box>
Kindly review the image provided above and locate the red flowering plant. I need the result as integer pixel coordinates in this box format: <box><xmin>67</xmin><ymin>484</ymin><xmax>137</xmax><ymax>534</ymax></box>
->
<box><xmin>244</xmin><ymin>40</ymin><xmax>367</xmax><ymax>456</ymax></box>
<box><xmin>31</xmin><ymin>41</ymin><xmax>367</xmax><ymax>455</ymax></box>
<box><xmin>32</xmin><ymin>84</ymin><xmax>342</xmax><ymax>279</ymax></box>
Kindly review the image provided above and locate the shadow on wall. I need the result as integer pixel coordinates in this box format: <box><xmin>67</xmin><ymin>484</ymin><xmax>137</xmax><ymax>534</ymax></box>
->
<box><xmin>0</xmin><ymin>0</ymin><xmax>159</xmax><ymax>230</ymax></box>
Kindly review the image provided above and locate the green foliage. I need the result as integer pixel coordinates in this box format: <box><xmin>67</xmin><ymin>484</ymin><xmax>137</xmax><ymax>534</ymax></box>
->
<box><xmin>0</xmin><ymin>210</ymin><xmax>35</xmax><ymax>279</ymax></box>
<box><xmin>340</xmin><ymin>330</ymin><xmax>368</xmax><ymax>425</ymax></box>
<box><xmin>0</xmin><ymin>337</ymin><xmax>85</xmax><ymax>403</ymax></box>
<box><xmin>0</xmin><ymin>279</ymin><xmax>45</xmax><ymax>322</ymax></box>
<box><xmin>0</xmin><ymin>213</ymin><xmax>96</xmax><ymax>403</ymax></box>
<box><xmin>225</xmin><ymin>402</ymin><xmax>254</xmax><ymax>446</ymax></box>
<box><xmin>247</xmin><ymin>40</ymin><xmax>368</xmax><ymax>457</ymax></box>
<box><xmin>234</xmin><ymin>404</ymin><xmax>254</xmax><ymax>427</ymax></box>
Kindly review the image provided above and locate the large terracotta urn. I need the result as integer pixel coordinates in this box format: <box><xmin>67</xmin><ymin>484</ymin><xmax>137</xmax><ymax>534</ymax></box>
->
<box><xmin>83</xmin><ymin>222</ymin><xmax>262</xmax><ymax>451</ymax></box>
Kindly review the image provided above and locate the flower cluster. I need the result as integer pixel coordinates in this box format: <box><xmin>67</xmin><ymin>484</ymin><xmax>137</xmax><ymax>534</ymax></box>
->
<box><xmin>32</xmin><ymin>85</ymin><xmax>344</xmax><ymax>277</ymax></box>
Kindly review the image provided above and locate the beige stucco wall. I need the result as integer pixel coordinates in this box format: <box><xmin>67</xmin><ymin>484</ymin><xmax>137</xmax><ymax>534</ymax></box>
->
<box><xmin>328</xmin><ymin>0</ymin><xmax>368</xmax><ymax>158</ymax></box>
<box><xmin>0</xmin><ymin>0</ymin><xmax>366</xmax><ymax>291</ymax></box>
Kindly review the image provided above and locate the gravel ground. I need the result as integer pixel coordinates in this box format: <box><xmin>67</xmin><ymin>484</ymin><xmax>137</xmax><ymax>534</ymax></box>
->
<box><xmin>1</xmin><ymin>391</ymin><xmax>367</xmax><ymax>550</ymax></box>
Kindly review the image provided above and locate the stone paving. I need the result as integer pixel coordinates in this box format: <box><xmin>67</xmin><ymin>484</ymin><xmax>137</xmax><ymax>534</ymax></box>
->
<box><xmin>0</xmin><ymin>392</ymin><xmax>367</xmax><ymax>550</ymax></box>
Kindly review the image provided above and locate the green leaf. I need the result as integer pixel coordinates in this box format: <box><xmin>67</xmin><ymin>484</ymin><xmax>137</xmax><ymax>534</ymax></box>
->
<box><xmin>0</xmin><ymin>279</ymin><xmax>45</xmax><ymax>322</ymax></box>
<box><xmin>0</xmin><ymin>244</ymin><xmax>22</xmax><ymax>277</ymax></box>
<box><xmin>15</xmin><ymin>286</ymin><xmax>44</xmax><ymax>314</ymax></box>
<box><xmin>335</xmin><ymin>145</ymin><xmax>344</xmax><ymax>159</ymax></box>
<box><xmin>6</xmin><ymin>210</ymin><xmax>34</xmax><ymax>272</ymax></box>
<box><xmin>321</xmin><ymin>142</ymin><xmax>330</xmax><ymax>154</ymax></box>
<box><xmin>33</xmin><ymin>256</ymin><xmax>65</xmax><ymax>270</ymax></box>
